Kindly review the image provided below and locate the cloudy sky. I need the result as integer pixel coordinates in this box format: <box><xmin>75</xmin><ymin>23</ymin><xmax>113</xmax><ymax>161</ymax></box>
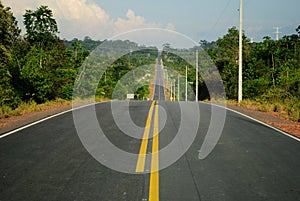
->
<box><xmin>2</xmin><ymin>0</ymin><xmax>300</xmax><ymax>42</ymax></box>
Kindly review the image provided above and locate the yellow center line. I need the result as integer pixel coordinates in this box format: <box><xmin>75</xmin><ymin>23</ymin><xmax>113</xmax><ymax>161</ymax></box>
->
<box><xmin>136</xmin><ymin>101</ymin><xmax>155</xmax><ymax>172</ymax></box>
<box><xmin>149</xmin><ymin>102</ymin><xmax>159</xmax><ymax>201</ymax></box>
<box><xmin>136</xmin><ymin>100</ymin><xmax>160</xmax><ymax>200</ymax></box>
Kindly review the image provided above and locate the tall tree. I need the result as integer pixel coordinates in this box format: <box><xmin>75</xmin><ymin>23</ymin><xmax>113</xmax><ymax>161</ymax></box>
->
<box><xmin>23</xmin><ymin>5</ymin><xmax>58</xmax><ymax>46</ymax></box>
<box><xmin>0</xmin><ymin>1</ymin><xmax>21</xmax><ymax>108</ymax></box>
<box><xmin>21</xmin><ymin>5</ymin><xmax>64</xmax><ymax>102</ymax></box>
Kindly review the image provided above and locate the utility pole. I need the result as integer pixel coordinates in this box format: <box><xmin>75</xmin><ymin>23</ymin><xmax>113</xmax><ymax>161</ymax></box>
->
<box><xmin>195</xmin><ymin>49</ymin><xmax>199</xmax><ymax>102</ymax></box>
<box><xmin>274</xmin><ymin>27</ymin><xmax>281</xmax><ymax>41</ymax></box>
<box><xmin>178</xmin><ymin>73</ymin><xmax>180</xmax><ymax>101</ymax></box>
<box><xmin>173</xmin><ymin>81</ymin><xmax>176</xmax><ymax>101</ymax></box>
<box><xmin>166</xmin><ymin>70</ymin><xmax>168</xmax><ymax>92</ymax></box>
<box><xmin>165</xmin><ymin>69</ymin><xmax>167</xmax><ymax>80</ymax></box>
<box><xmin>238</xmin><ymin>0</ymin><xmax>243</xmax><ymax>103</ymax></box>
<box><xmin>185</xmin><ymin>66</ymin><xmax>188</xmax><ymax>101</ymax></box>
<box><xmin>170</xmin><ymin>80</ymin><xmax>173</xmax><ymax>101</ymax></box>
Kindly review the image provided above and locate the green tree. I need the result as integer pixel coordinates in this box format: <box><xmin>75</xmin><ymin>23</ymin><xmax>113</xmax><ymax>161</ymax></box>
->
<box><xmin>21</xmin><ymin>6</ymin><xmax>74</xmax><ymax>103</ymax></box>
<box><xmin>296</xmin><ymin>25</ymin><xmax>300</xmax><ymax>37</ymax></box>
<box><xmin>212</xmin><ymin>27</ymin><xmax>250</xmax><ymax>99</ymax></box>
<box><xmin>23</xmin><ymin>5</ymin><xmax>58</xmax><ymax>46</ymax></box>
<box><xmin>0</xmin><ymin>1</ymin><xmax>21</xmax><ymax>108</ymax></box>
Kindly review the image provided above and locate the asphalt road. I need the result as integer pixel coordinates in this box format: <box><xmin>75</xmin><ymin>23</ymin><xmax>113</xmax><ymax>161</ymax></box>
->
<box><xmin>152</xmin><ymin>53</ymin><xmax>165</xmax><ymax>101</ymax></box>
<box><xmin>1</xmin><ymin>55</ymin><xmax>300</xmax><ymax>201</ymax></box>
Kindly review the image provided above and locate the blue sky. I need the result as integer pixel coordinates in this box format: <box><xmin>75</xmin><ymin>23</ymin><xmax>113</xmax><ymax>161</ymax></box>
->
<box><xmin>3</xmin><ymin>0</ymin><xmax>300</xmax><ymax>42</ymax></box>
<box><xmin>94</xmin><ymin>0</ymin><xmax>299</xmax><ymax>41</ymax></box>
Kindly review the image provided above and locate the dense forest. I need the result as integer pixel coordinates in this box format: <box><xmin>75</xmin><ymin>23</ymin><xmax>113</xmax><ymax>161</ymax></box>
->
<box><xmin>0</xmin><ymin>2</ymin><xmax>299</xmax><ymax>121</ymax></box>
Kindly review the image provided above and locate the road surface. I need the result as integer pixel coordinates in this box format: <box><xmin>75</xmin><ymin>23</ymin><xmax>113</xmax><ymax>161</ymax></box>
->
<box><xmin>1</xmin><ymin>54</ymin><xmax>300</xmax><ymax>201</ymax></box>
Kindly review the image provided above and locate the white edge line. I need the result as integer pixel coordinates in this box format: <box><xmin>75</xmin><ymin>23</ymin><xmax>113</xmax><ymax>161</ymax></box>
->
<box><xmin>0</xmin><ymin>102</ymin><xmax>102</xmax><ymax>139</ymax></box>
<box><xmin>202</xmin><ymin>102</ymin><xmax>300</xmax><ymax>142</ymax></box>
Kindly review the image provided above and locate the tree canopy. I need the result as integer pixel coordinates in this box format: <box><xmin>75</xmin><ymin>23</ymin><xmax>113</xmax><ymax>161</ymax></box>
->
<box><xmin>23</xmin><ymin>5</ymin><xmax>58</xmax><ymax>45</ymax></box>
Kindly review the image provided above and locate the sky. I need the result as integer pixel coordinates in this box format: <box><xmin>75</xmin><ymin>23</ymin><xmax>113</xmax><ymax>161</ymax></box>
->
<box><xmin>2</xmin><ymin>0</ymin><xmax>300</xmax><ymax>43</ymax></box>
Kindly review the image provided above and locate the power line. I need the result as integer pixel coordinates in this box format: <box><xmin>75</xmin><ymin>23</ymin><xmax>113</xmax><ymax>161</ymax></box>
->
<box><xmin>203</xmin><ymin>0</ymin><xmax>232</xmax><ymax>40</ymax></box>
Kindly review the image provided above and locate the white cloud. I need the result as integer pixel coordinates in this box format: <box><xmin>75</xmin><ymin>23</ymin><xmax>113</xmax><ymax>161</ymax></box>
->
<box><xmin>50</xmin><ymin>0</ymin><xmax>109</xmax><ymax>22</ymax></box>
<box><xmin>2</xmin><ymin>0</ymin><xmax>175</xmax><ymax>40</ymax></box>
<box><xmin>113</xmin><ymin>9</ymin><xmax>160</xmax><ymax>35</ymax></box>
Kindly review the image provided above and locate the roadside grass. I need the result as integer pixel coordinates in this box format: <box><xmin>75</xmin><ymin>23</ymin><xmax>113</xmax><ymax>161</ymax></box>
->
<box><xmin>0</xmin><ymin>99</ymin><xmax>72</xmax><ymax>119</ymax></box>
<box><xmin>0</xmin><ymin>97</ymin><xmax>112</xmax><ymax>120</ymax></box>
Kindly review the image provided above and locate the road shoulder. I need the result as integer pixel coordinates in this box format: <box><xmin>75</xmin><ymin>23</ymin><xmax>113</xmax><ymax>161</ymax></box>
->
<box><xmin>0</xmin><ymin>105</ymin><xmax>72</xmax><ymax>135</ymax></box>
<box><xmin>223</xmin><ymin>104</ymin><xmax>300</xmax><ymax>138</ymax></box>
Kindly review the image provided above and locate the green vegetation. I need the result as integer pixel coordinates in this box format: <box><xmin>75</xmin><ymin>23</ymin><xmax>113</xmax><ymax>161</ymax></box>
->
<box><xmin>0</xmin><ymin>99</ymin><xmax>70</xmax><ymax>119</ymax></box>
<box><xmin>0</xmin><ymin>2</ymin><xmax>157</xmax><ymax>118</ymax></box>
<box><xmin>95</xmin><ymin>48</ymin><xmax>157</xmax><ymax>100</ymax></box>
<box><xmin>0</xmin><ymin>1</ymin><xmax>299</xmax><ymax>122</ymax></box>
<box><xmin>1</xmin><ymin>3</ymin><xmax>81</xmax><ymax>108</ymax></box>
<box><xmin>161</xmin><ymin>50</ymin><xmax>197</xmax><ymax>101</ymax></box>
<box><xmin>63</xmin><ymin>37</ymin><xmax>103</xmax><ymax>52</ymax></box>
<box><xmin>162</xmin><ymin>27</ymin><xmax>300</xmax><ymax>121</ymax></box>
<box><xmin>205</xmin><ymin>27</ymin><xmax>300</xmax><ymax>121</ymax></box>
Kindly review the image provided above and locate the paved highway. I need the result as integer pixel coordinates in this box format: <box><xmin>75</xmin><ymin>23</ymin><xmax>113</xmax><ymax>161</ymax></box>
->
<box><xmin>1</xmin><ymin>55</ymin><xmax>300</xmax><ymax>201</ymax></box>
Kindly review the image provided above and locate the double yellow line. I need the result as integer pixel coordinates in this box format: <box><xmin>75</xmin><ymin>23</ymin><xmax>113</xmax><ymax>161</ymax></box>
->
<box><xmin>136</xmin><ymin>101</ymin><xmax>159</xmax><ymax>201</ymax></box>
